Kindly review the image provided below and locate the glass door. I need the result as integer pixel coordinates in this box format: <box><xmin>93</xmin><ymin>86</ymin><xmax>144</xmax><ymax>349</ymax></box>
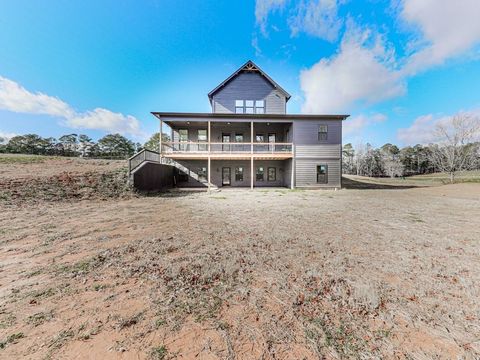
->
<box><xmin>268</xmin><ymin>133</ymin><xmax>276</xmax><ymax>152</ymax></box>
<box><xmin>179</xmin><ymin>129</ymin><xmax>188</xmax><ymax>151</ymax></box>
<box><xmin>222</xmin><ymin>133</ymin><xmax>230</xmax><ymax>152</ymax></box>
<box><xmin>222</xmin><ymin>167</ymin><xmax>231</xmax><ymax>186</ymax></box>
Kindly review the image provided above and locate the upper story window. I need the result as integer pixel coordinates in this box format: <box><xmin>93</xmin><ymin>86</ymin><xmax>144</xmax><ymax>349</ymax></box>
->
<box><xmin>318</xmin><ymin>125</ymin><xmax>328</xmax><ymax>141</ymax></box>
<box><xmin>235</xmin><ymin>100</ymin><xmax>265</xmax><ymax>114</ymax></box>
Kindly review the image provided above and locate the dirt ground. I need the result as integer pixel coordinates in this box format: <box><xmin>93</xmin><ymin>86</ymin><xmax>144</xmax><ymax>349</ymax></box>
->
<box><xmin>1</xmin><ymin>158</ymin><xmax>480</xmax><ymax>359</ymax></box>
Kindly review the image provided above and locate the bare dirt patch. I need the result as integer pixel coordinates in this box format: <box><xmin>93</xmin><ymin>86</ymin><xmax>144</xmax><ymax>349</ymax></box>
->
<box><xmin>1</xmin><ymin>179</ymin><xmax>479</xmax><ymax>359</ymax></box>
<box><xmin>0</xmin><ymin>155</ymin><xmax>131</xmax><ymax>203</ymax></box>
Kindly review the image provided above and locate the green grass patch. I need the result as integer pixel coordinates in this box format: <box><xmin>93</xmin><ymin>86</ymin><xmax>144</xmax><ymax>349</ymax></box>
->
<box><xmin>150</xmin><ymin>345</ymin><xmax>168</xmax><ymax>360</ymax></box>
<box><xmin>0</xmin><ymin>154</ymin><xmax>50</xmax><ymax>164</ymax></box>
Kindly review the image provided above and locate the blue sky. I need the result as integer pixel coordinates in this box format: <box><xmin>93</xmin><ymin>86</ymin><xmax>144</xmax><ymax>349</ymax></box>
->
<box><xmin>0</xmin><ymin>0</ymin><xmax>479</xmax><ymax>146</ymax></box>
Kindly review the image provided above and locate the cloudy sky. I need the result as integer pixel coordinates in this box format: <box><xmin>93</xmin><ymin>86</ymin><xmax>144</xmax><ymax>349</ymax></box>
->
<box><xmin>1</xmin><ymin>0</ymin><xmax>479</xmax><ymax>146</ymax></box>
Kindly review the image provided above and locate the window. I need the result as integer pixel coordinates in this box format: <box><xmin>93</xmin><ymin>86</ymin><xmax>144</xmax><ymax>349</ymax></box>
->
<box><xmin>235</xmin><ymin>134</ymin><xmax>243</xmax><ymax>142</ymax></box>
<box><xmin>245</xmin><ymin>100</ymin><xmax>254</xmax><ymax>114</ymax></box>
<box><xmin>198</xmin><ymin>167</ymin><xmax>207</xmax><ymax>181</ymax></box>
<box><xmin>235</xmin><ymin>167</ymin><xmax>244</xmax><ymax>181</ymax></box>
<box><xmin>268</xmin><ymin>167</ymin><xmax>276</xmax><ymax>181</ymax></box>
<box><xmin>317</xmin><ymin>165</ymin><xmax>328</xmax><ymax>184</ymax></box>
<box><xmin>255</xmin><ymin>100</ymin><xmax>265</xmax><ymax>114</ymax></box>
<box><xmin>198</xmin><ymin>129</ymin><xmax>207</xmax><ymax>141</ymax></box>
<box><xmin>235</xmin><ymin>100</ymin><xmax>244</xmax><ymax>114</ymax></box>
<box><xmin>179</xmin><ymin>129</ymin><xmax>188</xmax><ymax>141</ymax></box>
<box><xmin>198</xmin><ymin>129</ymin><xmax>207</xmax><ymax>151</ymax></box>
<box><xmin>318</xmin><ymin>125</ymin><xmax>328</xmax><ymax>141</ymax></box>
<box><xmin>179</xmin><ymin>129</ymin><xmax>188</xmax><ymax>151</ymax></box>
<box><xmin>235</xmin><ymin>100</ymin><xmax>266</xmax><ymax>114</ymax></box>
<box><xmin>255</xmin><ymin>134</ymin><xmax>264</xmax><ymax>142</ymax></box>
<box><xmin>256</xmin><ymin>166</ymin><xmax>264</xmax><ymax>181</ymax></box>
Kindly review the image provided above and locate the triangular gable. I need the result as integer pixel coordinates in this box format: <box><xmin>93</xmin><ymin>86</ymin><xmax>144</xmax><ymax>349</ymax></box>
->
<box><xmin>208</xmin><ymin>60</ymin><xmax>291</xmax><ymax>103</ymax></box>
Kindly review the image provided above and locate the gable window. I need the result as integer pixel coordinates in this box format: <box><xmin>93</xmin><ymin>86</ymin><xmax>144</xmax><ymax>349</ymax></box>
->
<box><xmin>235</xmin><ymin>100</ymin><xmax>266</xmax><ymax>114</ymax></box>
<box><xmin>255</xmin><ymin>100</ymin><xmax>265</xmax><ymax>114</ymax></box>
<box><xmin>318</xmin><ymin>125</ymin><xmax>328</xmax><ymax>141</ymax></box>
<box><xmin>317</xmin><ymin>164</ymin><xmax>328</xmax><ymax>184</ymax></box>
<box><xmin>256</xmin><ymin>166</ymin><xmax>264</xmax><ymax>181</ymax></box>
<box><xmin>235</xmin><ymin>100</ymin><xmax>244</xmax><ymax>114</ymax></box>
<box><xmin>268</xmin><ymin>167</ymin><xmax>276</xmax><ymax>181</ymax></box>
<box><xmin>245</xmin><ymin>100</ymin><xmax>254</xmax><ymax>114</ymax></box>
<box><xmin>235</xmin><ymin>167</ymin><xmax>244</xmax><ymax>181</ymax></box>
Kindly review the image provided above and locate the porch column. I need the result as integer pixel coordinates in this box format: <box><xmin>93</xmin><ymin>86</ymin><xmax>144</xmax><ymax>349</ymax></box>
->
<box><xmin>291</xmin><ymin>146</ymin><xmax>295</xmax><ymax>190</ymax></box>
<box><xmin>159</xmin><ymin>119</ymin><xmax>163</xmax><ymax>158</ymax></box>
<box><xmin>250</xmin><ymin>121</ymin><xmax>254</xmax><ymax>190</ymax></box>
<box><xmin>208</xmin><ymin>120</ymin><xmax>211</xmax><ymax>192</ymax></box>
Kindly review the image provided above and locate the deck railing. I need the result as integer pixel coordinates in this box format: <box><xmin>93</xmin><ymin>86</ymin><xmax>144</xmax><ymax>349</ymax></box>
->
<box><xmin>128</xmin><ymin>149</ymin><xmax>161</xmax><ymax>173</ymax></box>
<box><xmin>162</xmin><ymin>142</ymin><xmax>293</xmax><ymax>154</ymax></box>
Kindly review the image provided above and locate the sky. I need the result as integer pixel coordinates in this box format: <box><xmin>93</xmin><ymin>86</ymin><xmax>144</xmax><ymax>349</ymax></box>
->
<box><xmin>0</xmin><ymin>0</ymin><xmax>479</xmax><ymax>147</ymax></box>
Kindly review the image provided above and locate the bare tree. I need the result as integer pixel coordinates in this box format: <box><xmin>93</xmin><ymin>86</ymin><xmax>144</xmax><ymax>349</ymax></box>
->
<box><xmin>428</xmin><ymin>114</ymin><xmax>480</xmax><ymax>183</ymax></box>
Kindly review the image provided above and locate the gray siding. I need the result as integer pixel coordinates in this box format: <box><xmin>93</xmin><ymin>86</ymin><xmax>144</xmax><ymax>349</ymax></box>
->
<box><xmin>293</xmin><ymin>120</ymin><xmax>342</xmax><ymax>145</ymax></box>
<box><xmin>295</xmin><ymin>144</ymin><xmax>341</xmax><ymax>158</ymax></box>
<box><xmin>295</xmin><ymin>159</ymin><xmax>341</xmax><ymax>188</ymax></box>
<box><xmin>212</xmin><ymin>72</ymin><xmax>286</xmax><ymax>114</ymax></box>
<box><xmin>293</xmin><ymin>119</ymin><xmax>342</xmax><ymax>188</ymax></box>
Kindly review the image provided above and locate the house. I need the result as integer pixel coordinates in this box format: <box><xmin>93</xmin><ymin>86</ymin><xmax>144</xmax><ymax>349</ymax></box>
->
<box><xmin>129</xmin><ymin>60</ymin><xmax>349</xmax><ymax>190</ymax></box>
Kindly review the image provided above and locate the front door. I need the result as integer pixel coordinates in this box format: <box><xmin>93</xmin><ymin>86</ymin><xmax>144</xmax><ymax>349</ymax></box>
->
<box><xmin>222</xmin><ymin>167</ymin><xmax>231</xmax><ymax>186</ymax></box>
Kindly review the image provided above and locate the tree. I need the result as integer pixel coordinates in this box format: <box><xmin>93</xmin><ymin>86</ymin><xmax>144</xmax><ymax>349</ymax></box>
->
<box><xmin>380</xmin><ymin>143</ymin><xmax>403</xmax><ymax>178</ymax></box>
<box><xmin>144</xmin><ymin>132</ymin><xmax>171</xmax><ymax>153</ymax></box>
<box><xmin>58</xmin><ymin>134</ymin><xmax>79</xmax><ymax>156</ymax></box>
<box><xmin>6</xmin><ymin>134</ymin><xmax>48</xmax><ymax>154</ymax></box>
<box><xmin>97</xmin><ymin>133</ymin><xmax>135</xmax><ymax>159</ymax></box>
<box><xmin>342</xmin><ymin>143</ymin><xmax>355</xmax><ymax>174</ymax></box>
<box><xmin>428</xmin><ymin>114</ymin><xmax>480</xmax><ymax>183</ymax></box>
<box><xmin>78</xmin><ymin>134</ymin><xmax>95</xmax><ymax>157</ymax></box>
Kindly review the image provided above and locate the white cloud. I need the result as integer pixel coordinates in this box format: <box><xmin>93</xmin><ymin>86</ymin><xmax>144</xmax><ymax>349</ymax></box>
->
<box><xmin>300</xmin><ymin>21</ymin><xmax>405</xmax><ymax>113</ymax></box>
<box><xmin>289</xmin><ymin>0</ymin><xmax>343</xmax><ymax>42</ymax></box>
<box><xmin>296</xmin><ymin>1</ymin><xmax>480</xmax><ymax>114</ymax></box>
<box><xmin>397</xmin><ymin>110</ymin><xmax>480</xmax><ymax>145</ymax></box>
<box><xmin>343</xmin><ymin>113</ymin><xmax>387</xmax><ymax>136</ymax></box>
<box><xmin>401</xmin><ymin>0</ymin><xmax>480</xmax><ymax>74</ymax></box>
<box><xmin>67</xmin><ymin>108</ymin><xmax>141</xmax><ymax>135</ymax></box>
<box><xmin>0</xmin><ymin>76</ymin><xmax>73</xmax><ymax>118</ymax></box>
<box><xmin>255</xmin><ymin>0</ymin><xmax>287</xmax><ymax>35</ymax></box>
<box><xmin>0</xmin><ymin>76</ymin><xmax>141</xmax><ymax>136</ymax></box>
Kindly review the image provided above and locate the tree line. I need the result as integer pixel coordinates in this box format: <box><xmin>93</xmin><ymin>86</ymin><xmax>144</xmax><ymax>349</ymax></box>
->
<box><xmin>343</xmin><ymin>115</ymin><xmax>480</xmax><ymax>182</ymax></box>
<box><xmin>0</xmin><ymin>132</ymin><xmax>169</xmax><ymax>159</ymax></box>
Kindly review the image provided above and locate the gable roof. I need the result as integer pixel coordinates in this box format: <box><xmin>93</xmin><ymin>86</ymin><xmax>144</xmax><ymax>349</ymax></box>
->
<box><xmin>208</xmin><ymin>60</ymin><xmax>291</xmax><ymax>103</ymax></box>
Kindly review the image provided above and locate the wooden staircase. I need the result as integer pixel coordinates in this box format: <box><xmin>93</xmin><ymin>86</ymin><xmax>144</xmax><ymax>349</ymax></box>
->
<box><xmin>128</xmin><ymin>149</ymin><xmax>218</xmax><ymax>190</ymax></box>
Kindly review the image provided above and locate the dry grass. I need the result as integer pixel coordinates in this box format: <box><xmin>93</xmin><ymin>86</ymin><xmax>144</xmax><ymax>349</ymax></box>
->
<box><xmin>0</xmin><ymin>158</ymin><xmax>480</xmax><ymax>359</ymax></box>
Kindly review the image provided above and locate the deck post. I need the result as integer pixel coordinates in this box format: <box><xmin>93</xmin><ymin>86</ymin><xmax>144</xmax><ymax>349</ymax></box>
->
<box><xmin>159</xmin><ymin>119</ymin><xmax>163</xmax><ymax>158</ymax></box>
<box><xmin>250</xmin><ymin>121</ymin><xmax>254</xmax><ymax>190</ymax></box>
<box><xmin>208</xmin><ymin>120</ymin><xmax>211</xmax><ymax>192</ymax></box>
<box><xmin>291</xmin><ymin>145</ymin><xmax>295</xmax><ymax>189</ymax></box>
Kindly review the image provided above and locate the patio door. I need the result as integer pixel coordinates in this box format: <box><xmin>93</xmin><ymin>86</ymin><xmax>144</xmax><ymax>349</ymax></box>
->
<box><xmin>268</xmin><ymin>133</ymin><xmax>276</xmax><ymax>152</ymax></box>
<box><xmin>222</xmin><ymin>167</ymin><xmax>231</xmax><ymax>186</ymax></box>
<box><xmin>222</xmin><ymin>133</ymin><xmax>231</xmax><ymax>152</ymax></box>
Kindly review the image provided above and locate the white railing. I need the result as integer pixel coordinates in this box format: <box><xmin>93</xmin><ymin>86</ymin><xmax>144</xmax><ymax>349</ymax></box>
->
<box><xmin>162</xmin><ymin>142</ymin><xmax>293</xmax><ymax>154</ymax></box>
